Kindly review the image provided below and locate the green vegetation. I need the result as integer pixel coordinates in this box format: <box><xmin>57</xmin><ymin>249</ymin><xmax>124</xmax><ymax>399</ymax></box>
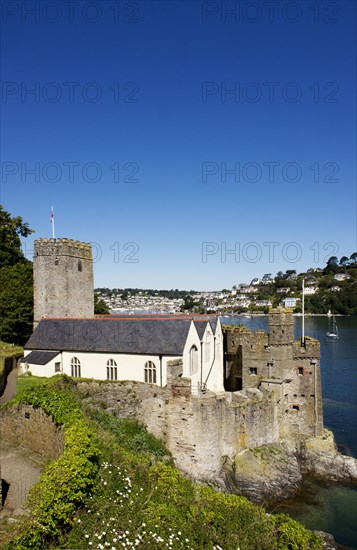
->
<box><xmin>94</xmin><ymin>293</ymin><xmax>110</xmax><ymax>314</ymax></box>
<box><xmin>0</xmin><ymin>341</ymin><xmax>23</xmax><ymax>392</ymax></box>
<box><xmin>0</xmin><ymin>206</ymin><xmax>34</xmax><ymax>345</ymax></box>
<box><xmin>0</xmin><ymin>205</ymin><xmax>34</xmax><ymax>267</ymax></box>
<box><xmin>1</xmin><ymin>376</ymin><xmax>323</xmax><ymax>549</ymax></box>
<box><xmin>0</xmin><ymin>342</ymin><xmax>24</xmax><ymax>373</ymax></box>
<box><xmin>16</xmin><ymin>374</ymin><xmax>49</xmax><ymax>393</ymax></box>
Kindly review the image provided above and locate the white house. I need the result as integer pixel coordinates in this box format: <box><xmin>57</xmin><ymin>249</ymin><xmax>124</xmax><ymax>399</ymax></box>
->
<box><xmin>255</xmin><ymin>300</ymin><xmax>273</xmax><ymax>307</ymax></box>
<box><xmin>21</xmin><ymin>315</ymin><xmax>225</xmax><ymax>393</ymax></box>
<box><xmin>303</xmin><ymin>286</ymin><xmax>317</xmax><ymax>295</ymax></box>
<box><xmin>334</xmin><ymin>273</ymin><xmax>350</xmax><ymax>281</ymax></box>
<box><xmin>283</xmin><ymin>297</ymin><xmax>297</xmax><ymax>308</ymax></box>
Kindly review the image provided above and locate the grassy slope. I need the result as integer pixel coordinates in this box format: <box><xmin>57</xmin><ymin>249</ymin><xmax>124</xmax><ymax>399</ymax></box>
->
<box><xmin>1</xmin><ymin>376</ymin><xmax>323</xmax><ymax>550</ymax></box>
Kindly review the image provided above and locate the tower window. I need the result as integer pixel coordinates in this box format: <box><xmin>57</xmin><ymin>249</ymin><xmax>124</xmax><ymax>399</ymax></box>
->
<box><xmin>55</xmin><ymin>259</ymin><xmax>59</xmax><ymax>266</ymax></box>
<box><xmin>292</xmin><ymin>405</ymin><xmax>300</xmax><ymax>411</ymax></box>
<box><xmin>144</xmin><ymin>361</ymin><xmax>156</xmax><ymax>384</ymax></box>
<box><xmin>78</xmin><ymin>260</ymin><xmax>82</xmax><ymax>272</ymax></box>
<box><xmin>298</xmin><ymin>367</ymin><xmax>304</xmax><ymax>376</ymax></box>
<box><xmin>249</xmin><ymin>367</ymin><xmax>257</xmax><ymax>375</ymax></box>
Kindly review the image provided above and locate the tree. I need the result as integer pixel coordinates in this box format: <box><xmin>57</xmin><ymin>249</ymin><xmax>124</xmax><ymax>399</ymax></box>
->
<box><xmin>0</xmin><ymin>204</ymin><xmax>34</xmax><ymax>267</ymax></box>
<box><xmin>94</xmin><ymin>294</ymin><xmax>110</xmax><ymax>314</ymax></box>
<box><xmin>0</xmin><ymin>206</ymin><xmax>34</xmax><ymax>344</ymax></box>
<box><xmin>350</xmin><ymin>252</ymin><xmax>357</xmax><ymax>262</ymax></box>
<box><xmin>339</xmin><ymin>256</ymin><xmax>349</xmax><ymax>266</ymax></box>
<box><xmin>181</xmin><ymin>295</ymin><xmax>195</xmax><ymax>311</ymax></box>
<box><xmin>327</xmin><ymin>256</ymin><xmax>338</xmax><ymax>266</ymax></box>
<box><xmin>0</xmin><ymin>262</ymin><xmax>33</xmax><ymax>345</ymax></box>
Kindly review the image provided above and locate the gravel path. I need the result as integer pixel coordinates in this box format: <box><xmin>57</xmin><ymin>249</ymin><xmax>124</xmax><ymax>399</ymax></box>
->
<box><xmin>0</xmin><ymin>368</ymin><xmax>42</xmax><ymax>517</ymax></box>
<box><xmin>0</xmin><ymin>447</ymin><xmax>42</xmax><ymax>514</ymax></box>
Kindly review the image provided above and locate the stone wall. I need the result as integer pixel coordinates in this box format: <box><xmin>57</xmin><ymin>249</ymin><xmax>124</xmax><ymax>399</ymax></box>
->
<box><xmin>76</xmin><ymin>374</ymin><xmax>282</xmax><ymax>484</ymax></box>
<box><xmin>0</xmin><ymin>405</ymin><xmax>64</xmax><ymax>463</ymax></box>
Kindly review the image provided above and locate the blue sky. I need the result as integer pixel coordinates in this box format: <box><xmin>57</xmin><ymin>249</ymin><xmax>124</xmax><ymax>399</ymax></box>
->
<box><xmin>1</xmin><ymin>0</ymin><xmax>356</xmax><ymax>290</ymax></box>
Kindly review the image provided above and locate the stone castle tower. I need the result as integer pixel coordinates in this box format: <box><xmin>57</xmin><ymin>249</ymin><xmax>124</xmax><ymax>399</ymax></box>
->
<box><xmin>33</xmin><ymin>238</ymin><xmax>94</xmax><ymax>327</ymax></box>
<box><xmin>223</xmin><ymin>308</ymin><xmax>323</xmax><ymax>439</ymax></box>
<box><xmin>268</xmin><ymin>308</ymin><xmax>294</xmax><ymax>345</ymax></box>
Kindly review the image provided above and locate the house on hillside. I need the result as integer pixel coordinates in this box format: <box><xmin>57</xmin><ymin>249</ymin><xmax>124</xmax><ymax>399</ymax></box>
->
<box><xmin>21</xmin><ymin>315</ymin><xmax>224</xmax><ymax>393</ymax></box>
<box><xmin>283</xmin><ymin>297</ymin><xmax>297</xmax><ymax>308</ymax></box>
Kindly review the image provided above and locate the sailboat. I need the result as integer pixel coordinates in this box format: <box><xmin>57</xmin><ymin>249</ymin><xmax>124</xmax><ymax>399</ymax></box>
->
<box><xmin>326</xmin><ymin>314</ymin><xmax>339</xmax><ymax>340</ymax></box>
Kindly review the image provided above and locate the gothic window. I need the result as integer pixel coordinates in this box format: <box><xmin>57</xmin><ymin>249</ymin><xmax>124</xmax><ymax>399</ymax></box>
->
<box><xmin>78</xmin><ymin>260</ymin><xmax>82</xmax><ymax>272</ymax></box>
<box><xmin>189</xmin><ymin>345</ymin><xmax>198</xmax><ymax>374</ymax></box>
<box><xmin>144</xmin><ymin>361</ymin><xmax>156</xmax><ymax>384</ymax></box>
<box><xmin>107</xmin><ymin>359</ymin><xmax>118</xmax><ymax>380</ymax></box>
<box><xmin>249</xmin><ymin>367</ymin><xmax>257</xmax><ymax>375</ymax></box>
<box><xmin>71</xmin><ymin>357</ymin><xmax>81</xmax><ymax>377</ymax></box>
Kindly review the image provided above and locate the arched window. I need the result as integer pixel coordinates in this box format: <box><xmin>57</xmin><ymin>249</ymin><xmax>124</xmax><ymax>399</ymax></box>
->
<box><xmin>71</xmin><ymin>357</ymin><xmax>81</xmax><ymax>377</ymax></box>
<box><xmin>144</xmin><ymin>361</ymin><xmax>156</xmax><ymax>384</ymax></box>
<box><xmin>189</xmin><ymin>345</ymin><xmax>198</xmax><ymax>374</ymax></box>
<box><xmin>107</xmin><ymin>358</ymin><xmax>117</xmax><ymax>380</ymax></box>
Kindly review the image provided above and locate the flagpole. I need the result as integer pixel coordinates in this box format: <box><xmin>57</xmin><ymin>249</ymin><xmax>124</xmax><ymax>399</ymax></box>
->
<box><xmin>302</xmin><ymin>278</ymin><xmax>305</xmax><ymax>346</ymax></box>
<box><xmin>51</xmin><ymin>207</ymin><xmax>55</xmax><ymax>239</ymax></box>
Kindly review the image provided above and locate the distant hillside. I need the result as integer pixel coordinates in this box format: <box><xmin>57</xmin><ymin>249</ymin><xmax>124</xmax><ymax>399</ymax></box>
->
<box><xmin>95</xmin><ymin>254</ymin><xmax>357</xmax><ymax>315</ymax></box>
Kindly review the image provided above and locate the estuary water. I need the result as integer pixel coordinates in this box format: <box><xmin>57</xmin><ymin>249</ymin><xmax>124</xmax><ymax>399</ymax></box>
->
<box><xmin>223</xmin><ymin>315</ymin><xmax>357</xmax><ymax>549</ymax></box>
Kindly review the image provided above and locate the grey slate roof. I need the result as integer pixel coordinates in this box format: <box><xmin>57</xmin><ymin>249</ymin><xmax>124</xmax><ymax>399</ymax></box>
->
<box><xmin>194</xmin><ymin>321</ymin><xmax>207</xmax><ymax>340</ymax></box>
<box><xmin>194</xmin><ymin>317</ymin><xmax>218</xmax><ymax>339</ymax></box>
<box><xmin>20</xmin><ymin>350</ymin><xmax>60</xmax><ymax>365</ymax></box>
<box><xmin>25</xmin><ymin>317</ymin><xmax>218</xmax><ymax>356</ymax></box>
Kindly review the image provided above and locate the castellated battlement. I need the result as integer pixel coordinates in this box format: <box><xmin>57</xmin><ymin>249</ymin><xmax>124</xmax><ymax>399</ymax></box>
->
<box><xmin>222</xmin><ymin>310</ymin><xmax>323</xmax><ymax>439</ymax></box>
<box><xmin>34</xmin><ymin>238</ymin><xmax>92</xmax><ymax>260</ymax></box>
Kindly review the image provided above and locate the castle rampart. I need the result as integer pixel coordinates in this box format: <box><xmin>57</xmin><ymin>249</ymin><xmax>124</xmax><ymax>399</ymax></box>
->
<box><xmin>223</xmin><ymin>309</ymin><xmax>323</xmax><ymax>439</ymax></box>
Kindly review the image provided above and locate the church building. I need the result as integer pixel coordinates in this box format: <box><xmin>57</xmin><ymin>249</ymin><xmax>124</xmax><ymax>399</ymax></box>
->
<box><xmin>21</xmin><ymin>238</ymin><xmax>224</xmax><ymax>392</ymax></box>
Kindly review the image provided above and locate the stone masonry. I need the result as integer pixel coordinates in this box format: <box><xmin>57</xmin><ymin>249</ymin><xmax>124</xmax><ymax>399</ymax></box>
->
<box><xmin>33</xmin><ymin>238</ymin><xmax>94</xmax><ymax>328</ymax></box>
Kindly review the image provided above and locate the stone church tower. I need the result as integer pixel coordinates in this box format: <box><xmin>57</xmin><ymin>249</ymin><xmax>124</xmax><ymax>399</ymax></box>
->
<box><xmin>33</xmin><ymin>238</ymin><xmax>94</xmax><ymax>328</ymax></box>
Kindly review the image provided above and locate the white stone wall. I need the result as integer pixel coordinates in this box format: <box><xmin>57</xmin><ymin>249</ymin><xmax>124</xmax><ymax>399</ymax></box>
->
<box><xmin>21</xmin><ymin>351</ymin><xmax>61</xmax><ymax>377</ymax></box>
<box><xmin>23</xmin><ymin>350</ymin><xmax>183</xmax><ymax>387</ymax></box>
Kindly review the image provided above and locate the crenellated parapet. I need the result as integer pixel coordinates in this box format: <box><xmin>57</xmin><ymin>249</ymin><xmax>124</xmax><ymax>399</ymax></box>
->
<box><xmin>34</xmin><ymin>238</ymin><xmax>92</xmax><ymax>260</ymax></box>
<box><xmin>293</xmin><ymin>337</ymin><xmax>320</xmax><ymax>360</ymax></box>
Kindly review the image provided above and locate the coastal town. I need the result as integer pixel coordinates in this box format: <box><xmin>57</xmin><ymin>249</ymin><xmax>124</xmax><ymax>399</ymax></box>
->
<box><xmin>95</xmin><ymin>254</ymin><xmax>357</xmax><ymax>315</ymax></box>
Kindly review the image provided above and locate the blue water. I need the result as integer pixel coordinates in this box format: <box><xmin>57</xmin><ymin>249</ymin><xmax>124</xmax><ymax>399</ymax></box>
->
<box><xmin>223</xmin><ymin>315</ymin><xmax>357</xmax><ymax>549</ymax></box>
